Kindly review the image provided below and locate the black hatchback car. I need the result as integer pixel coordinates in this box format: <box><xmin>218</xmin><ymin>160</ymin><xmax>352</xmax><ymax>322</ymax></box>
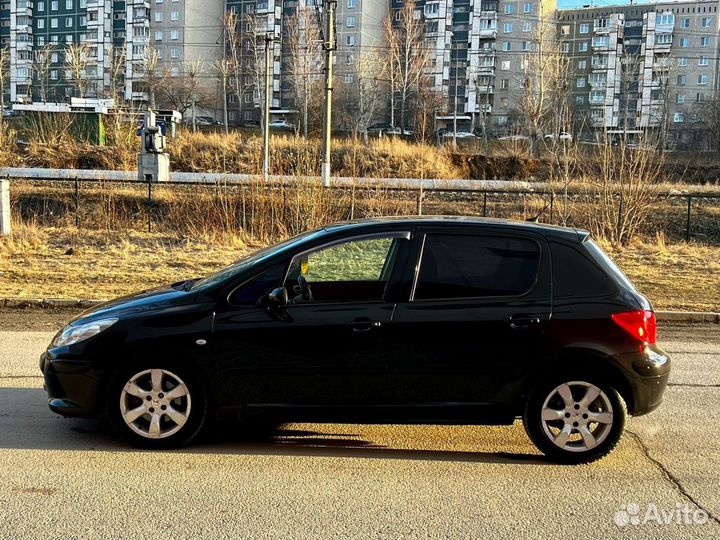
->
<box><xmin>41</xmin><ymin>217</ymin><xmax>670</xmax><ymax>463</ymax></box>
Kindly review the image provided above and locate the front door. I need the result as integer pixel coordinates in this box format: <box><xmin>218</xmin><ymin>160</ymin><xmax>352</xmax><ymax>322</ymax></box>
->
<box><xmin>211</xmin><ymin>232</ymin><xmax>411</xmax><ymax>419</ymax></box>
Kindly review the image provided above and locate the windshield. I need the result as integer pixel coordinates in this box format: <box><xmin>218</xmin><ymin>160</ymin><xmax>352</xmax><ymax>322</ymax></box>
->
<box><xmin>189</xmin><ymin>228</ymin><xmax>322</xmax><ymax>292</ymax></box>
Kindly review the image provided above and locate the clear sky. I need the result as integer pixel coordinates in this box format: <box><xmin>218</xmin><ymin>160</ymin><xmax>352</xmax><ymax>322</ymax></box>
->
<box><xmin>558</xmin><ymin>0</ymin><xmax>657</xmax><ymax>9</ymax></box>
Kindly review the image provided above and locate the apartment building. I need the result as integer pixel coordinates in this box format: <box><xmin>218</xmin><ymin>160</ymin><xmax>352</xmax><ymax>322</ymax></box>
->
<box><xmin>558</xmin><ymin>0</ymin><xmax>720</xmax><ymax>147</ymax></box>
<box><xmin>391</xmin><ymin>0</ymin><xmax>555</xmax><ymax>134</ymax></box>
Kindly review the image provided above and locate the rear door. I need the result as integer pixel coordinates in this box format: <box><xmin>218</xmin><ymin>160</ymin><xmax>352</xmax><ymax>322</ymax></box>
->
<box><xmin>388</xmin><ymin>226</ymin><xmax>552</xmax><ymax>421</ymax></box>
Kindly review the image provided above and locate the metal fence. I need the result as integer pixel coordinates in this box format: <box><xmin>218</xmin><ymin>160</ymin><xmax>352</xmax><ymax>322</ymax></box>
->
<box><xmin>6</xmin><ymin>172</ymin><xmax>720</xmax><ymax>244</ymax></box>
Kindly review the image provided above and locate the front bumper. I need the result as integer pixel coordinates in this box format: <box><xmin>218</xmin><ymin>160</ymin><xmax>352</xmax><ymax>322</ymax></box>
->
<box><xmin>40</xmin><ymin>351</ymin><xmax>103</xmax><ymax>417</ymax></box>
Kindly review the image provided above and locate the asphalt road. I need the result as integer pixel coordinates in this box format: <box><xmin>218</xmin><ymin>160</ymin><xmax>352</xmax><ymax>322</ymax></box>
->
<box><xmin>0</xmin><ymin>310</ymin><xmax>719</xmax><ymax>539</ymax></box>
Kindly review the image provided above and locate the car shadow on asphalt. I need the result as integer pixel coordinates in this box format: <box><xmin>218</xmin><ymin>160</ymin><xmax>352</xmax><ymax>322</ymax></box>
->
<box><xmin>0</xmin><ymin>387</ymin><xmax>547</xmax><ymax>465</ymax></box>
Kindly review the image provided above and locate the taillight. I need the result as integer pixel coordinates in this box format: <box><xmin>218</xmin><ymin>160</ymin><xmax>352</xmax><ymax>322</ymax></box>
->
<box><xmin>612</xmin><ymin>310</ymin><xmax>657</xmax><ymax>346</ymax></box>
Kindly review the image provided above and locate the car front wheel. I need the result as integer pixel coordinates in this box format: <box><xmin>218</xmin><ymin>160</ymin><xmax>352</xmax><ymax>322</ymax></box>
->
<box><xmin>108</xmin><ymin>363</ymin><xmax>208</xmax><ymax>448</ymax></box>
<box><xmin>523</xmin><ymin>377</ymin><xmax>626</xmax><ymax>464</ymax></box>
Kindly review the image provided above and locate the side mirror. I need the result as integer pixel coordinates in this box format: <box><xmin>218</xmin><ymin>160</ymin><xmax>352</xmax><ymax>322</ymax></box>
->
<box><xmin>266</xmin><ymin>287</ymin><xmax>288</xmax><ymax>308</ymax></box>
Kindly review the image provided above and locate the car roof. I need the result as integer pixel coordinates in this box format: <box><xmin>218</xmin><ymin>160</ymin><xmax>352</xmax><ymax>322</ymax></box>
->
<box><xmin>321</xmin><ymin>215</ymin><xmax>587</xmax><ymax>242</ymax></box>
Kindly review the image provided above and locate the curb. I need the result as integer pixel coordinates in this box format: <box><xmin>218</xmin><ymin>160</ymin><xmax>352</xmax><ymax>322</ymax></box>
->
<box><xmin>0</xmin><ymin>297</ymin><xmax>718</xmax><ymax>323</ymax></box>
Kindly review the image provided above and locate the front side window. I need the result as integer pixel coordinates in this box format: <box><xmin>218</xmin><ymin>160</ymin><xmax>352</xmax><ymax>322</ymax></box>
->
<box><xmin>284</xmin><ymin>235</ymin><xmax>406</xmax><ymax>303</ymax></box>
<box><xmin>413</xmin><ymin>235</ymin><xmax>540</xmax><ymax>300</ymax></box>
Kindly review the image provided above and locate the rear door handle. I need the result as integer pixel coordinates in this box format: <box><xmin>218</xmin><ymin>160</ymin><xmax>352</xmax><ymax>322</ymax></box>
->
<box><xmin>508</xmin><ymin>315</ymin><xmax>541</xmax><ymax>329</ymax></box>
<box><xmin>348</xmin><ymin>320</ymin><xmax>382</xmax><ymax>333</ymax></box>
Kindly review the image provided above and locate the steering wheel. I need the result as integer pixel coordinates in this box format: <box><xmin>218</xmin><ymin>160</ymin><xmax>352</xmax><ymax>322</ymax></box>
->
<box><xmin>297</xmin><ymin>274</ymin><xmax>314</xmax><ymax>302</ymax></box>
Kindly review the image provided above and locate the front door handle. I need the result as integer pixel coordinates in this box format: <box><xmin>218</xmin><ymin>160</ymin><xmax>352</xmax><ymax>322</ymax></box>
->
<box><xmin>348</xmin><ymin>319</ymin><xmax>382</xmax><ymax>333</ymax></box>
<box><xmin>508</xmin><ymin>315</ymin><xmax>541</xmax><ymax>329</ymax></box>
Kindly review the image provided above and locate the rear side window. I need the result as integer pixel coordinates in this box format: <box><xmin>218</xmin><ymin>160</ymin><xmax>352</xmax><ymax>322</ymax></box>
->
<box><xmin>549</xmin><ymin>240</ymin><xmax>616</xmax><ymax>298</ymax></box>
<box><xmin>414</xmin><ymin>234</ymin><xmax>540</xmax><ymax>300</ymax></box>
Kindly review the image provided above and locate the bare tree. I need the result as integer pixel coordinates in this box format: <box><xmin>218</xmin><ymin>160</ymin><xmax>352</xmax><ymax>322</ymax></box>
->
<box><xmin>157</xmin><ymin>60</ymin><xmax>208</xmax><ymax>130</ymax></box>
<box><xmin>213</xmin><ymin>58</ymin><xmax>231</xmax><ymax>134</ymax></box>
<box><xmin>386</xmin><ymin>1</ymin><xmax>429</xmax><ymax>131</ymax></box>
<box><xmin>105</xmin><ymin>45</ymin><xmax>127</xmax><ymax>106</ymax></box>
<box><xmin>64</xmin><ymin>43</ymin><xmax>92</xmax><ymax>98</ymax></box>
<box><xmin>516</xmin><ymin>4</ymin><xmax>563</xmax><ymax>157</ymax></box>
<box><xmin>415</xmin><ymin>79</ymin><xmax>445</xmax><ymax>142</ymax></box>
<box><xmin>224</xmin><ymin>11</ymin><xmax>244</xmax><ymax>124</ymax></box>
<box><xmin>32</xmin><ymin>43</ymin><xmax>57</xmax><ymax>102</ymax></box>
<box><xmin>286</xmin><ymin>7</ymin><xmax>322</xmax><ymax>138</ymax></box>
<box><xmin>698</xmin><ymin>97</ymin><xmax>720</xmax><ymax>152</ymax></box>
<box><xmin>0</xmin><ymin>45</ymin><xmax>8</xmax><ymax>124</ymax></box>
<box><xmin>141</xmin><ymin>48</ymin><xmax>166</xmax><ymax>109</ymax></box>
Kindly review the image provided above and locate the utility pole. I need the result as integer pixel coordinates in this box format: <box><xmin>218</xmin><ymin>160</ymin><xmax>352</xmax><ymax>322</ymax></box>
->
<box><xmin>263</xmin><ymin>31</ymin><xmax>274</xmax><ymax>182</ymax></box>
<box><xmin>321</xmin><ymin>0</ymin><xmax>337</xmax><ymax>188</ymax></box>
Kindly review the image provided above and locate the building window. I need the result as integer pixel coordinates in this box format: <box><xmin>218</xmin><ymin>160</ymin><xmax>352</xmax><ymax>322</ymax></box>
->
<box><xmin>171</xmin><ymin>66</ymin><xmax>179</xmax><ymax>76</ymax></box>
<box><xmin>576</xmin><ymin>96</ymin><xmax>585</xmax><ymax>104</ymax></box>
<box><xmin>580</xmin><ymin>22</ymin><xmax>589</xmax><ymax>33</ymax></box>
<box><xmin>578</xmin><ymin>42</ymin><xmax>588</xmax><ymax>52</ymax></box>
<box><xmin>346</xmin><ymin>34</ymin><xmax>355</xmax><ymax>46</ymax></box>
<box><xmin>170</xmin><ymin>48</ymin><xmax>178</xmax><ymax>58</ymax></box>
<box><xmin>521</xmin><ymin>41</ymin><xmax>529</xmax><ymax>51</ymax></box>
<box><xmin>37</xmin><ymin>36</ymin><xmax>45</xmax><ymax>45</ymax></box>
<box><xmin>576</xmin><ymin>78</ymin><xmax>586</xmax><ymax>88</ymax></box>
<box><xmin>656</xmin><ymin>34</ymin><xmax>672</xmax><ymax>45</ymax></box>
<box><xmin>344</xmin><ymin>73</ymin><xmax>353</xmax><ymax>83</ymax></box>
<box><xmin>679</xmin><ymin>37</ymin><xmax>689</xmax><ymax>47</ymax></box>
<box><xmin>523</xmin><ymin>22</ymin><xmax>531</xmax><ymax>32</ymax></box>
<box><xmin>170</xmin><ymin>10</ymin><xmax>179</xmax><ymax>20</ymax></box>
<box><xmin>699</xmin><ymin>56</ymin><xmax>709</xmax><ymax>66</ymax></box>
<box><xmin>673</xmin><ymin>113</ymin><xmax>684</xmax><ymax>123</ymax></box>
<box><xmin>424</xmin><ymin>2</ymin><xmax>438</xmax><ymax>15</ymax></box>
<box><xmin>523</xmin><ymin>2</ymin><xmax>531</xmax><ymax>12</ymax></box>
<box><xmin>698</xmin><ymin>74</ymin><xmax>709</xmax><ymax>85</ymax></box>
<box><xmin>50</xmin><ymin>17</ymin><xmax>58</xmax><ymax>28</ymax></box>
<box><xmin>500</xmin><ymin>60</ymin><xmax>510</xmax><ymax>70</ymax></box>
<box><xmin>500</xmin><ymin>79</ymin><xmax>508</xmax><ymax>90</ymax></box>
<box><xmin>37</xmin><ymin>19</ymin><xmax>45</xmax><ymax>28</ymax></box>
<box><xmin>677</xmin><ymin>94</ymin><xmax>685</xmax><ymax>104</ymax></box>
<box><xmin>681</xmin><ymin>18</ymin><xmax>689</xmax><ymax>28</ymax></box>
<box><xmin>702</xmin><ymin>17</ymin><xmax>712</xmax><ymax>27</ymax></box>
<box><xmin>348</xmin><ymin>0</ymin><xmax>355</xmax><ymax>6</ymax></box>
<box><xmin>592</xmin><ymin>36</ymin><xmax>609</xmax><ymax>47</ymax></box>
<box><xmin>503</xmin><ymin>22</ymin><xmax>512</xmax><ymax>33</ymax></box>
<box><xmin>578</xmin><ymin>60</ymin><xmax>587</xmax><ymax>69</ymax></box>
<box><xmin>171</xmin><ymin>29</ymin><xmax>179</xmax><ymax>40</ymax></box>
<box><xmin>678</xmin><ymin>57</ymin><xmax>688</xmax><ymax>66</ymax></box>
<box><xmin>50</xmin><ymin>69</ymin><xmax>58</xmax><ymax>80</ymax></box>
<box><xmin>677</xmin><ymin>74</ymin><xmax>687</xmax><ymax>85</ymax></box>
<box><xmin>700</xmin><ymin>36</ymin><xmax>710</xmax><ymax>47</ymax></box>
<box><xmin>79</xmin><ymin>0</ymin><xmax>85</xmax><ymax>6</ymax></box>
<box><xmin>561</xmin><ymin>42</ymin><xmax>569</xmax><ymax>53</ymax></box>
<box><xmin>37</xmin><ymin>1</ymin><xmax>44</xmax><ymax>10</ymax></box>
<box><xmin>657</xmin><ymin>13</ymin><xmax>674</xmax><ymax>25</ymax></box>
<box><xmin>155</xmin><ymin>30</ymin><xmax>163</xmax><ymax>41</ymax></box>
<box><xmin>346</xmin><ymin>16</ymin><xmax>356</xmax><ymax>27</ymax></box>
<box><xmin>80</xmin><ymin>15</ymin><xmax>86</xmax><ymax>25</ymax></box>
<box><xmin>560</xmin><ymin>25</ymin><xmax>570</xmax><ymax>35</ymax></box>
<box><xmin>51</xmin><ymin>52</ymin><xmax>58</xmax><ymax>62</ymax></box>
<box><xmin>51</xmin><ymin>35</ymin><xmax>59</xmax><ymax>42</ymax></box>
<box><xmin>502</xmin><ymin>41</ymin><xmax>511</xmax><ymax>51</ymax></box>
<box><xmin>66</xmin><ymin>34</ymin><xmax>72</xmax><ymax>43</ymax></box>
<box><xmin>65</xmin><ymin>0</ymin><xmax>71</xmax><ymax>7</ymax></box>
<box><xmin>589</xmin><ymin>90</ymin><xmax>604</xmax><ymax>103</ymax></box>
<box><xmin>65</xmin><ymin>17</ymin><xmax>72</xmax><ymax>27</ymax></box>
<box><xmin>155</xmin><ymin>11</ymin><xmax>163</xmax><ymax>22</ymax></box>
<box><xmin>594</xmin><ymin>18</ymin><xmax>608</xmax><ymax>30</ymax></box>
<box><xmin>504</xmin><ymin>4</ymin><xmax>514</xmax><ymax>14</ymax></box>
<box><xmin>50</xmin><ymin>0</ymin><xmax>57</xmax><ymax>9</ymax></box>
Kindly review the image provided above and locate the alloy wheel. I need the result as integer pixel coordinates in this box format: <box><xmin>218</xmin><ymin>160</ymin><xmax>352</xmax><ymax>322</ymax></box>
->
<box><xmin>539</xmin><ymin>381</ymin><xmax>614</xmax><ymax>453</ymax></box>
<box><xmin>119</xmin><ymin>368</ymin><xmax>192</xmax><ymax>440</ymax></box>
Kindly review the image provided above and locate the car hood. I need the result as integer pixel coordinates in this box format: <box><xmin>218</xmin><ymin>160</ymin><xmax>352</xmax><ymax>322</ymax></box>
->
<box><xmin>70</xmin><ymin>284</ymin><xmax>195</xmax><ymax>325</ymax></box>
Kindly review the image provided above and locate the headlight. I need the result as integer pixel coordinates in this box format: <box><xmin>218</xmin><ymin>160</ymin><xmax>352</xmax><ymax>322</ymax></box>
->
<box><xmin>52</xmin><ymin>318</ymin><xmax>118</xmax><ymax>347</ymax></box>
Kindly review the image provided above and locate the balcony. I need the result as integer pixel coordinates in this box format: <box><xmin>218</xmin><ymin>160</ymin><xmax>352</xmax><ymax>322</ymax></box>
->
<box><xmin>477</xmin><ymin>63</ymin><xmax>495</xmax><ymax>73</ymax></box>
<box><xmin>476</xmin><ymin>84</ymin><xmax>494</xmax><ymax>94</ymax></box>
<box><xmin>477</xmin><ymin>11</ymin><xmax>497</xmax><ymax>38</ymax></box>
<box><xmin>654</xmin><ymin>33</ymin><xmax>672</xmax><ymax>50</ymax></box>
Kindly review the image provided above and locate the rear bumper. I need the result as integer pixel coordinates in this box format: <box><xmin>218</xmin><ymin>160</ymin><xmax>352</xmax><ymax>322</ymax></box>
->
<box><xmin>626</xmin><ymin>345</ymin><xmax>671</xmax><ymax>416</ymax></box>
<box><xmin>40</xmin><ymin>351</ymin><xmax>103</xmax><ymax>417</ymax></box>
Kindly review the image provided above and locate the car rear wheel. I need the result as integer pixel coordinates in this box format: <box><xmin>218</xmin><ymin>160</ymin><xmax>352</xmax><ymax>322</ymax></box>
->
<box><xmin>108</xmin><ymin>363</ymin><xmax>208</xmax><ymax>448</ymax></box>
<box><xmin>523</xmin><ymin>377</ymin><xmax>626</xmax><ymax>464</ymax></box>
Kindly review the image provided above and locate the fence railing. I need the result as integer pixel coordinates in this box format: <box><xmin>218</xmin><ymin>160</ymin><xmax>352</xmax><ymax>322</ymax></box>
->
<box><xmin>4</xmin><ymin>168</ymin><xmax>720</xmax><ymax>244</ymax></box>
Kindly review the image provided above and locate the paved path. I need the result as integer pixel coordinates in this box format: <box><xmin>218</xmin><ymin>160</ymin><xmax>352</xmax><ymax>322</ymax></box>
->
<box><xmin>0</xmin><ymin>318</ymin><xmax>718</xmax><ymax>539</ymax></box>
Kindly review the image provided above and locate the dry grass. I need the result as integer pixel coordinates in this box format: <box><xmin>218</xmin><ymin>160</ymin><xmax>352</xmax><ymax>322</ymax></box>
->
<box><xmin>1</xmin><ymin>224</ymin><xmax>718</xmax><ymax>311</ymax></box>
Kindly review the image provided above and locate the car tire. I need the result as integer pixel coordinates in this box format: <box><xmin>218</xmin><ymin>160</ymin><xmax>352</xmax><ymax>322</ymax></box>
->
<box><xmin>107</xmin><ymin>361</ymin><xmax>209</xmax><ymax>449</ymax></box>
<box><xmin>522</xmin><ymin>375</ymin><xmax>626</xmax><ymax>464</ymax></box>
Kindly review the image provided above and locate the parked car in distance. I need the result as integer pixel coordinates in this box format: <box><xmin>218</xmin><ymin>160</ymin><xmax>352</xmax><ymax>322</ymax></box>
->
<box><xmin>441</xmin><ymin>130</ymin><xmax>476</xmax><ymax>139</ymax></box>
<box><xmin>498</xmin><ymin>134</ymin><xmax>530</xmax><ymax>141</ymax></box>
<box><xmin>367</xmin><ymin>122</ymin><xmax>394</xmax><ymax>133</ymax></box>
<box><xmin>386</xmin><ymin>126</ymin><xmax>415</xmax><ymax>136</ymax></box>
<box><xmin>545</xmin><ymin>132</ymin><xmax>573</xmax><ymax>142</ymax></box>
<box><xmin>183</xmin><ymin>116</ymin><xmax>222</xmax><ymax>126</ymax></box>
<box><xmin>269</xmin><ymin>119</ymin><xmax>295</xmax><ymax>130</ymax></box>
<box><xmin>41</xmin><ymin>217</ymin><xmax>670</xmax><ymax>463</ymax></box>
